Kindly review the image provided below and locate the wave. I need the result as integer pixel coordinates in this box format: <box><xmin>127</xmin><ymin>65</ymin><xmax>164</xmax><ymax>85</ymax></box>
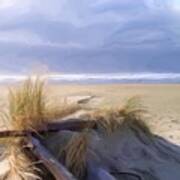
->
<box><xmin>0</xmin><ymin>73</ymin><xmax>180</xmax><ymax>83</ymax></box>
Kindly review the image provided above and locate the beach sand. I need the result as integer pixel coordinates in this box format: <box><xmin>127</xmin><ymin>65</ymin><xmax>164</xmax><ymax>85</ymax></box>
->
<box><xmin>46</xmin><ymin>84</ymin><xmax>180</xmax><ymax>145</ymax></box>
<box><xmin>0</xmin><ymin>83</ymin><xmax>180</xmax><ymax>178</ymax></box>
<box><xmin>0</xmin><ymin>84</ymin><xmax>179</xmax><ymax>144</ymax></box>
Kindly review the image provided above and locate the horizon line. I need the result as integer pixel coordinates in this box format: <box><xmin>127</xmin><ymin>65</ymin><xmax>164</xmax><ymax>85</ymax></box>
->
<box><xmin>0</xmin><ymin>72</ymin><xmax>180</xmax><ymax>82</ymax></box>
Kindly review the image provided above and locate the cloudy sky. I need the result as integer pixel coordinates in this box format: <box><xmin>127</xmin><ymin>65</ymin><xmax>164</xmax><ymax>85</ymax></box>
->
<box><xmin>0</xmin><ymin>0</ymin><xmax>180</xmax><ymax>74</ymax></box>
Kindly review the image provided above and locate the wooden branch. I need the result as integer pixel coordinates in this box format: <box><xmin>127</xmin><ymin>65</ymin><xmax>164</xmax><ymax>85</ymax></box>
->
<box><xmin>0</xmin><ymin>119</ymin><xmax>96</xmax><ymax>138</ymax></box>
<box><xmin>111</xmin><ymin>171</ymin><xmax>143</xmax><ymax>180</ymax></box>
<box><xmin>47</xmin><ymin>119</ymin><xmax>96</xmax><ymax>131</ymax></box>
<box><xmin>27</xmin><ymin>136</ymin><xmax>77</xmax><ymax>180</ymax></box>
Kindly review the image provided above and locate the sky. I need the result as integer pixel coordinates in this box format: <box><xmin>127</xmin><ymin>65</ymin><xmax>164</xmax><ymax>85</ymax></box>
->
<box><xmin>0</xmin><ymin>0</ymin><xmax>180</xmax><ymax>74</ymax></box>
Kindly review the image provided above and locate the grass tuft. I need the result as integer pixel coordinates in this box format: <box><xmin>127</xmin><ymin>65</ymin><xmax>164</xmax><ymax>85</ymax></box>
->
<box><xmin>2</xmin><ymin>140</ymin><xmax>41</xmax><ymax>180</ymax></box>
<box><xmin>6</xmin><ymin>77</ymin><xmax>81</xmax><ymax>131</ymax></box>
<box><xmin>0</xmin><ymin>78</ymin><xmax>152</xmax><ymax>179</ymax></box>
<box><xmin>61</xmin><ymin>131</ymin><xmax>89</xmax><ymax>180</ymax></box>
<box><xmin>8</xmin><ymin>78</ymin><xmax>46</xmax><ymax>131</ymax></box>
<box><xmin>85</xmin><ymin>96</ymin><xmax>151</xmax><ymax>135</ymax></box>
<box><xmin>1</xmin><ymin>77</ymin><xmax>81</xmax><ymax>179</ymax></box>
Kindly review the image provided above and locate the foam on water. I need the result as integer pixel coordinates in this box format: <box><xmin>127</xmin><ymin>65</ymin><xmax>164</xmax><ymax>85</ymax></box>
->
<box><xmin>0</xmin><ymin>73</ymin><xmax>180</xmax><ymax>83</ymax></box>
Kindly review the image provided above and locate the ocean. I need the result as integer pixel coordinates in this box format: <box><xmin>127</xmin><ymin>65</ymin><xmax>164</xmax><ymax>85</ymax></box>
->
<box><xmin>0</xmin><ymin>73</ymin><xmax>180</xmax><ymax>84</ymax></box>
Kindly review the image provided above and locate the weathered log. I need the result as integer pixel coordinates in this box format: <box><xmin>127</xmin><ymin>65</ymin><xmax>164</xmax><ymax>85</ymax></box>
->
<box><xmin>0</xmin><ymin>119</ymin><xmax>96</xmax><ymax>138</ymax></box>
<box><xmin>27</xmin><ymin>136</ymin><xmax>77</xmax><ymax>180</ymax></box>
<box><xmin>111</xmin><ymin>171</ymin><xmax>143</xmax><ymax>180</ymax></box>
<box><xmin>47</xmin><ymin>119</ymin><xmax>96</xmax><ymax>131</ymax></box>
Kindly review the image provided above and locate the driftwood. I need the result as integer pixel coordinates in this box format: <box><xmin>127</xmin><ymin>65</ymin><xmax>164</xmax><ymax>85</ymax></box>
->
<box><xmin>0</xmin><ymin>119</ymin><xmax>96</xmax><ymax>138</ymax></box>
<box><xmin>26</xmin><ymin>135</ymin><xmax>77</xmax><ymax>180</ymax></box>
<box><xmin>1</xmin><ymin>119</ymin><xmax>180</xmax><ymax>180</ymax></box>
<box><xmin>0</xmin><ymin>119</ymin><xmax>96</xmax><ymax>179</ymax></box>
<box><xmin>77</xmin><ymin>95</ymin><xmax>96</xmax><ymax>104</ymax></box>
<box><xmin>111</xmin><ymin>171</ymin><xmax>143</xmax><ymax>180</ymax></box>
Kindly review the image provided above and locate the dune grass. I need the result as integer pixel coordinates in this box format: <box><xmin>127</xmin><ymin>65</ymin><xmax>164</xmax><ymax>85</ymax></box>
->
<box><xmin>63</xmin><ymin>131</ymin><xmax>88</xmax><ymax>180</ymax></box>
<box><xmin>53</xmin><ymin>97</ymin><xmax>151</xmax><ymax>180</ymax></box>
<box><xmin>1</xmin><ymin>77</ymin><xmax>81</xmax><ymax>180</ymax></box>
<box><xmin>3</xmin><ymin>144</ymin><xmax>41</xmax><ymax>180</ymax></box>
<box><xmin>84</xmin><ymin>96</ymin><xmax>151</xmax><ymax>135</ymax></box>
<box><xmin>2</xmin><ymin>78</ymin><xmax>47</xmax><ymax>180</ymax></box>
<box><xmin>0</xmin><ymin>78</ymin><xmax>152</xmax><ymax>179</ymax></box>
<box><xmin>8</xmin><ymin>78</ymin><xmax>46</xmax><ymax>131</ymax></box>
<box><xmin>6</xmin><ymin>78</ymin><xmax>80</xmax><ymax>131</ymax></box>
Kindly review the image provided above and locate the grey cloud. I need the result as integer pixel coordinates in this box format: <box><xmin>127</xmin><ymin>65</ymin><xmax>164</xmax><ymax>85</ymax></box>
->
<box><xmin>0</xmin><ymin>0</ymin><xmax>180</xmax><ymax>73</ymax></box>
<box><xmin>0</xmin><ymin>40</ymin><xmax>180</xmax><ymax>73</ymax></box>
<box><xmin>104</xmin><ymin>5</ymin><xmax>180</xmax><ymax>49</ymax></box>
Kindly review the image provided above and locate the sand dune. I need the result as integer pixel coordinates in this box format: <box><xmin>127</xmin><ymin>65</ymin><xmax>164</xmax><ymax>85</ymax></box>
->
<box><xmin>47</xmin><ymin>84</ymin><xmax>180</xmax><ymax>144</ymax></box>
<box><xmin>0</xmin><ymin>84</ymin><xmax>180</xmax><ymax>179</ymax></box>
